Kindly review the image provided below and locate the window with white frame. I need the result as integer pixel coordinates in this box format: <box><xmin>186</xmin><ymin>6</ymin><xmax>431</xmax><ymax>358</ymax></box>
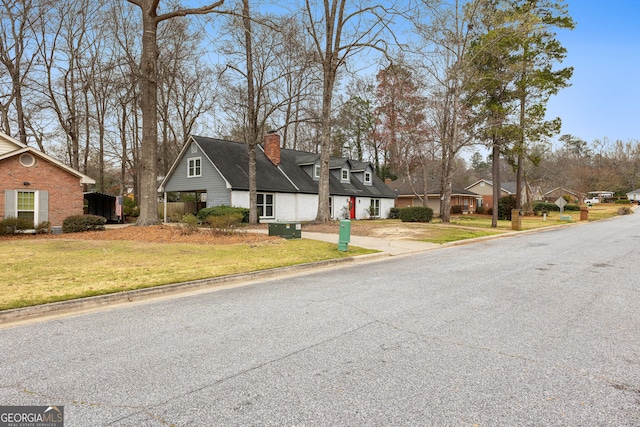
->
<box><xmin>369</xmin><ymin>198</ymin><xmax>380</xmax><ymax>217</ymax></box>
<box><xmin>364</xmin><ymin>171</ymin><xmax>372</xmax><ymax>184</ymax></box>
<box><xmin>314</xmin><ymin>164</ymin><xmax>320</xmax><ymax>179</ymax></box>
<box><xmin>257</xmin><ymin>193</ymin><xmax>274</xmax><ymax>218</ymax></box>
<box><xmin>329</xmin><ymin>197</ymin><xmax>333</xmax><ymax>218</ymax></box>
<box><xmin>188</xmin><ymin>157</ymin><xmax>201</xmax><ymax>177</ymax></box>
<box><xmin>17</xmin><ymin>191</ymin><xmax>36</xmax><ymax>225</ymax></box>
<box><xmin>341</xmin><ymin>168</ymin><xmax>349</xmax><ymax>182</ymax></box>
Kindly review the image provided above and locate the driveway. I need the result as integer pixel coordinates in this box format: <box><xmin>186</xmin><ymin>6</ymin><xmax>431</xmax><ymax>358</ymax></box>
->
<box><xmin>1</xmin><ymin>213</ymin><xmax>639</xmax><ymax>426</ymax></box>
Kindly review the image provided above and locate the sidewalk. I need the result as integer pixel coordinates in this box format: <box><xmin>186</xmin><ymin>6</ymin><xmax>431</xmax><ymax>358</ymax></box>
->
<box><xmin>299</xmin><ymin>231</ymin><xmax>440</xmax><ymax>255</ymax></box>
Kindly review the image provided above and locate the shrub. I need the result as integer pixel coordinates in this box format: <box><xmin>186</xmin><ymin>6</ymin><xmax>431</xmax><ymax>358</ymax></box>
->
<box><xmin>487</xmin><ymin>207</ymin><xmax>493</xmax><ymax>216</ymax></box>
<box><xmin>617</xmin><ymin>206</ymin><xmax>632</xmax><ymax>215</ymax></box>
<box><xmin>197</xmin><ymin>206</ymin><xmax>251</xmax><ymax>223</ymax></box>
<box><xmin>533</xmin><ymin>202</ymin><xmax>579</xmax><ymax>213</ymax></box>
<box><xmin>398</xmin><ymin>207</ymin><xmax>433</xmax><ymax>223</ymax></box>
<box><xmin>615</xmin><ymin>199</ymin><xmax>632</xmax><ymax>204</ymax></box>
<box><xmin>175</xmin><ymin>214</ymin><xmax>200</xmax><ymax>235</ymax></box>
<box><xmin>475</xmin><ymin>205</ymin><xmax>486</xmax><ymax>215</ymax></box>
<box><xmin>205</xmin><ymin>213</ymin><xmax>244</xmax><ymax>234</ymax></box>
<box><xmin>63</xmin><ymin>214</ymin><xmax>106</xmax><ymax>233</ymax></box>
<box><xmin>35</xmin><ymin>221</ymin><xmax>51</xmax><ymax>234</ymax></box>
<box><xmin>498</xmin><ymin>195</ymin><xmax>517</xmax><ymax>220</ymax></box>
<box><xmin>450</xmin><ymin>205</ymin><xmax>463</xmax><ymax>214</ymax></box>
<box><xmin>0</xmin><ymin>217</ymin><xmax>33</xmax><ymax>235</ymax></box>
<box><xmin>388</xmin><ymin>207</ymin><xmax>401</xmax><ymax>219</ymax></box>
<box><xmin>123</xmin><ymin>197</ymin><xmax>139</xmax><ymax>217</ymax></box>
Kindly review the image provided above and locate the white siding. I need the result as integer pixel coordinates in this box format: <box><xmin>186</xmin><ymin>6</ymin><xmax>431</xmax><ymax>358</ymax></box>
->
<box><xmin>231</xmin><ymin>191</ymin><xmax>319</xmax><ymax>222</ymax></box>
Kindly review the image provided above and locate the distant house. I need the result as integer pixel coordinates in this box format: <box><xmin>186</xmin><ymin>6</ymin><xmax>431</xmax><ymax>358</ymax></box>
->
<box><xmin>386</xmin><ymin>176</ymin><xmax>480</xmax><ymax>214</ymax></box>
<box><xmin>465</xmin><ymin>179</ymin><xmax>541</xmax><ymax>207</ymax></box>
<box><xmin>0</xmin><ymin>131</ymin><xmax>95</xmax><ymax>227</ymax></box>
<box><xmin>543</xmin><ymin>187</ymin><xmax>579</xmax><ymax>204</ymax></box>
<box><xmin>158</xmin><ymin>133</ymin><xmax>397</xmax><ymax>222</ymax></box>
<box><xmin>626</xmin><ymin>189</ymin><xmax>640</xmax><ymax>203</ymax></box>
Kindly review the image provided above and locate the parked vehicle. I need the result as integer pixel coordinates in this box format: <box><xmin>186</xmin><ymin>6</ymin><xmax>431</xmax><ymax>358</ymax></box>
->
<box><xmin>584</xmin><ymin>198</ymin><xmax>600</xmax><ymax>205</ymax></box>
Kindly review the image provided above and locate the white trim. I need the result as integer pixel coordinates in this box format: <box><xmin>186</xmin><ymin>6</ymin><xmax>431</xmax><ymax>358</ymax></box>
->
<box><xmin>19</xmin><ymin>153</ymin><xmax>35</xmax><ymax>167</ymax></box>
<box><xmin>15</xmin><ymin>189</ymin><xmax>39</xmax><ymax>224</ymax></box>
<box><xmin>341</xmin><ymin>168</ymin><xmax>349</xmax><ymax>182</ymax></box>
<box><xmin>187</xmin><ymin>157</ymin><xmax>202</xmax><ymax>178</ymax></box>
<box><xmin>0</xmin><ymin>146</ymin><xmax>95</xmax><ymax>184</ymax></box>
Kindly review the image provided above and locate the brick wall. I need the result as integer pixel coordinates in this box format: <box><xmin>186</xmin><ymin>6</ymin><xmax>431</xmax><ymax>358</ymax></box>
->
<box><xmin>0</xmin><ymin>155</ymin><xmax>85</xmax><ymax>226</ymax></box>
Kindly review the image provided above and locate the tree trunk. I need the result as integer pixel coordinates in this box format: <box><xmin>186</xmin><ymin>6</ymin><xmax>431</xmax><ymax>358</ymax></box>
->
<box><xmin>316</xmin><ymin>66</ymin><xmax>336</xmax><ymax>222</ymax></box>
<box><xmin>243</xmin><ymin>0</ymin><xmax>259</xmax><ymax>226</ymax></box>
<box><xmin>491</xmin><ymin>140</ymin><xmax>501</xmax><ymax>228</ymax></box>
<box><xmin>136</xmin><ymin>13</ymin><xmax>160</xmax><ymax>225</ymax></box>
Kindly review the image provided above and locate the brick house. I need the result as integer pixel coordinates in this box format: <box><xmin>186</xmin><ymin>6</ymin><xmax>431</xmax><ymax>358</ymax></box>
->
<box><xmin>0</xmin><ymin>132</ymin><xmax>95</xmax><ymax>227</ymax></box>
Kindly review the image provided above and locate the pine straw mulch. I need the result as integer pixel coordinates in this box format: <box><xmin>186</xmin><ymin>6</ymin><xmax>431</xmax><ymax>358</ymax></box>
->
<box><xmin>0</xmin><ymin>225</ymin><xmax>282</xmax><ymax>245</ymax></box>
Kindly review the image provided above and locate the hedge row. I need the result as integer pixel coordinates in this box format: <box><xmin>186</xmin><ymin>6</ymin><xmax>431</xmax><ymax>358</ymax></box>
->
<box><xmin>398</xmin><ymin>206</ymin><xmax>434</xmax><ymax>222</ymax></box>
<box><xmin>532</xmin><ymin>202</ymin><xmax>580</xmax><ymax>213</ymax></box>
<box><xmin>197</xmin><ymin>206</ymin><xmax>251</xmax><ymax>223</ymax></box>
<box><xmin>62</xmin><ymin>214</ymin><xmax>107</xmax><ymax>233</ymax></box>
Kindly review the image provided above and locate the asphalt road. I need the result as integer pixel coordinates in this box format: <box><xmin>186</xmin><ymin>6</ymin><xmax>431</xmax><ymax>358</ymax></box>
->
<box><xmin>1</xmin><ymin>214</ymin><xmax>640</xmax><ymax>426</ymax></box>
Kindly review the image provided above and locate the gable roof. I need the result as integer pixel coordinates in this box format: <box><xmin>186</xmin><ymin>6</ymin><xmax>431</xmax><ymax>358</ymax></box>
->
<box><xmin>465</xmin><ymin>179</ymin><xmax>520</xmax><ymax>194</ymax></box>
<box><xmin>160</xmin><ymin>135</ymin><xmax>396</xmax><ymax>199</ymax></box>
<box><xmin>0</xmin><ymin>132</ymin><xmax>95</xmax><ymax>184</ymax></box>
<box><xmin>388</xmin><ymin>176</ymin><xmax>479</xmax><ymax>197</ymax></box>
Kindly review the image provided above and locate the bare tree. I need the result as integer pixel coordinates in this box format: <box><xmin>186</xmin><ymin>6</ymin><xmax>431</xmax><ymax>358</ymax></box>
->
<box><xmin>301</xmin><ymin>0</ymin><xmax>395</xmax><ymax>222</ymax></box>
<box><xmin>0</xmin><ymin>0</ymin><xmax>44</xmax><ymax>144</ymax></box>
<box><xmin>412</xmin><ymin>0</ymin><xmax>486</xmax><ymax>222</ymax></box>
<box><xmin>125</xmin><ymin>0</ymin><xmax>224</xmax><ymax>226</ymax></box>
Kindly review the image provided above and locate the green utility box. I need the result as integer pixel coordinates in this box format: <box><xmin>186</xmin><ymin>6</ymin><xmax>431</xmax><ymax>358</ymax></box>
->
<box><xmin>338</xmin><ymin>219</ymin><xmax>351</xmax><ymax>251</ymax></box>
<box><xmin>268</xmin><ymin>222</ymin><xmax>301</xmax><ymax>239</ymax></box>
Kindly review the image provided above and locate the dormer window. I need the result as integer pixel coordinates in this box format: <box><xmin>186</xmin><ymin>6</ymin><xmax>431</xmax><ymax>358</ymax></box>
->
<box><xmin>314</xmin><ymin>164</ymin><xmax>320</xmax><ymax>179</ymax></box>
<box><xmin>341</xmin><ymin>168</ymin><xmax>349</xmax><ymax>182</ymax></box>
<box><xmin>364</xmin><ymin>171</ymin><xmax>372</xmax><ymax>184</ymax></box>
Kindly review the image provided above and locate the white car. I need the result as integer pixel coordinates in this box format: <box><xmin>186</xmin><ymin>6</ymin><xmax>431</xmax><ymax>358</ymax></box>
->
<box><xmin>584</xmin><ymin>198</ymin><xmax>600</xmax><ymax>205</ymax></box>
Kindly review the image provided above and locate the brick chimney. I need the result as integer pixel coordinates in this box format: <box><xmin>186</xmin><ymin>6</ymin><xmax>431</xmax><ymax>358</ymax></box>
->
<box><xmin>264</xmin><ymin>131</ymin><xmax>281</xmax><ymax>166</ymax></box>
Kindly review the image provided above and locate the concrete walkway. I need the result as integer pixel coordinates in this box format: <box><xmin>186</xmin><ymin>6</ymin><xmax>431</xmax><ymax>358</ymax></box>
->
<box><xmin>299</xmin><ymin>231</ymin><xmax>440</xmax><ymax>255</ymax></box>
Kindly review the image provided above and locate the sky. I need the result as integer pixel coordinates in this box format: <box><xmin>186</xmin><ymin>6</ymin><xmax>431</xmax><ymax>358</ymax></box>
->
<box><xmin>544</xmin><ymin>1</ymin><xmax>640</xmax><ymax>145</ymax></box>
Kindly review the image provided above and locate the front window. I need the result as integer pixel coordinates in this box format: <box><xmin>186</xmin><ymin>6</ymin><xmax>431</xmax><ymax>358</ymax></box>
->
<box><xmin>17</xmin><ymin>191</ymin><xmax>35</xmax><ymax>226</ymax></box>
<box><xmin>188</xmin><ymin>157</ymin><xmax>201</xmax><ymax>177</ymax></box>
<box><xmin>257</xmin><ymin>193</ymin><xmax>274</xmax><ymax>218</ymax></box>
<box><xmin>369</xmin><ymin>198</ymin><xmax>380</xmax><ymax>218</ymax></box>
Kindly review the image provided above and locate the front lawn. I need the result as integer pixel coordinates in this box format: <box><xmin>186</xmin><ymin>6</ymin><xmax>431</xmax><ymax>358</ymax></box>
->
<box><xmin>0</xmin><ymin>228</ymin><xmax>373</xmax><ymax>311</ymax></box>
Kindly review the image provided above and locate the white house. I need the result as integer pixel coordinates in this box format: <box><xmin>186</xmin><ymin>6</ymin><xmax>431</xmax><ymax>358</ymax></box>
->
<box><xmin>158</xmin><ymin>133</ymin><xmax>397</xmax><ymax>222</ymax></box>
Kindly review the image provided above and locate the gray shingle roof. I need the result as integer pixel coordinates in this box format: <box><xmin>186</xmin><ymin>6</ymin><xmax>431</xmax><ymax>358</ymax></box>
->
<box><xmin>191</xmin><ymin>136</ymin><xmax>395</xmax><ymax>199</ymax></box>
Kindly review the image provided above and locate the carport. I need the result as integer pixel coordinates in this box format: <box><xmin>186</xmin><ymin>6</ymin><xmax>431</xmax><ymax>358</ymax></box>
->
<box><xmin>84</xmin><ymin>192</ymin><xmax>119</xmax><ymax>223</ymax></box>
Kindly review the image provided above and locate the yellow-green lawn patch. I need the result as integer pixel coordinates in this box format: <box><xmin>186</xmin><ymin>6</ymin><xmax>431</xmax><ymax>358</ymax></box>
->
<box><xmin>0</xmin><ymin>238</ymin><xmax>373</xmax><ymax>311</ymax></box>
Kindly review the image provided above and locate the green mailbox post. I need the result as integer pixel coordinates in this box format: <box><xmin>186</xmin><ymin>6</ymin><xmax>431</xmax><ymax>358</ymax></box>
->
<box><xmin>338</xmin><ymin>219</ymin><xmax>351</xmax><ymax>251</ymax></box>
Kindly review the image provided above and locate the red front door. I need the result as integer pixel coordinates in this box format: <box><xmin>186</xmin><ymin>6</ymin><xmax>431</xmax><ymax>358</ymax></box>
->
<box><xmin>349</xmin><ymin>197</ymin><xmax>356</xmax><ymax>219</ymax></box>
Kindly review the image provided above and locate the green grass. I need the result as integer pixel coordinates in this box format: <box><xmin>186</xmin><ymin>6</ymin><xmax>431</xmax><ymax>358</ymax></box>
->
<box><xmin>0</xmin><ymin>239</ymin><xmax>374</xmax><ymax>311</ymax></box>
<box><xmin>419</xmin><ymin>227</ymin><xmax>501</xmax><ymax>244</ymax></box>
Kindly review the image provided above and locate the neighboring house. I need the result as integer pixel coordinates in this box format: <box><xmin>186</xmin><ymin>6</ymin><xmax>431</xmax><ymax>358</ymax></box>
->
<box><xmin>543</xmin><ymin>187</ymin><xmax>579</xmax><ymax>204</ymax></box>
<box><xmin>626</xmin><ymin>189</ymin><xmax>640</xmax><ymax>202</ymax></box>
<box><xmin>0</xmin><ymin>131</ymin><xmax>95</xmax><ymax>227</ymax></box>
<box><xmin>386</xmin><ymin>176</ymin><xmax>480</xmax><ymax>214</ymax></box>
<box><xmin>158</xmin><ymin>133</ymin><xmax>397</xmax><ymax>222</ymax></box>
<box><xmin>465</xmin><ymin>179</ymin><xmax>540</xmax><ymax>207</ymax></box>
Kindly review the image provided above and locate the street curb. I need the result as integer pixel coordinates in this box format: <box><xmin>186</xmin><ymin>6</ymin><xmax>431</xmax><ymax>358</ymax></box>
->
<box><xmin>0</xmin><ymin>252</ymin><xmax>388</xmax><ymax>326</ymax></box>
